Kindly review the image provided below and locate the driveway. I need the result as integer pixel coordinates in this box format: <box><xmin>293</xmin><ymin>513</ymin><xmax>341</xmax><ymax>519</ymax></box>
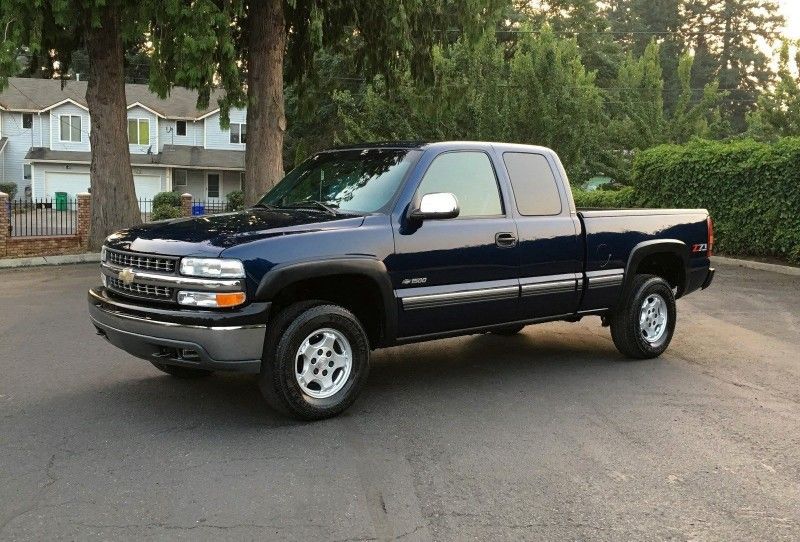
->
<box><xmin>1</xmin><ymin>262</ymin><xmax>798</xmax><ymax>540</ymax></box>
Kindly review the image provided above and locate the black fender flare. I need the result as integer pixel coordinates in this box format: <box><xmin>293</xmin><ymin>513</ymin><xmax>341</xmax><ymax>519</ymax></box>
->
<box><xmin>254</xmin><ymin>257</ymin><xmax>397</xmax><ymax>345</ymax></box>
<box><xmin>622</xmin><ymin>239</ymin><xmax>690</xmax><ymax>298</ymax></box>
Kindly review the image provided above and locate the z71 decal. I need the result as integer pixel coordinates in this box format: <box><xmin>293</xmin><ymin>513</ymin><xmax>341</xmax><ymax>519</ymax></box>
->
<box><xmin>692</xmin><ymin>243</ymin><xmax>708</xmax><ymax>253</ymax></box>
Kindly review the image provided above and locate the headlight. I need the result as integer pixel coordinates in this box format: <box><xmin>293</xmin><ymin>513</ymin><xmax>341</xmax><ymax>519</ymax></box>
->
<box><xmin>180</xmin><ymin>258</ymin><xmax>245</xmax><ymax>278</ymax></box>
<box><xmin>177</xmin><ymin>291</ymin><xmax>246</xmax><ymax>308</ymax></box>
<box><xmin>100</xmin><ymin>246</ymin><xmax>107</xmax><ymax>262</ymax></box>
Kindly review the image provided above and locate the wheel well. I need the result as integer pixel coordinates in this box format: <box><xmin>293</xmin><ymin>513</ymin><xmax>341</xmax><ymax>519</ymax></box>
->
<box><xmin>269</xmin><ymin>274</ymin><xmax>385</xmax><ymax>347</ymax></box>
<box><xmin>635</xmin><ymin>252</ymin><xmax>685</xmax><ymax>294</ymax></box>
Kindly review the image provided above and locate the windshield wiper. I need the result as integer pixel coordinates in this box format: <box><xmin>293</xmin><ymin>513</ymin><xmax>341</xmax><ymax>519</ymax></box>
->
<box><xmin>283</xmin><ymin>200</ymin><xmax>339</xmax><ymax>216</ymax></box>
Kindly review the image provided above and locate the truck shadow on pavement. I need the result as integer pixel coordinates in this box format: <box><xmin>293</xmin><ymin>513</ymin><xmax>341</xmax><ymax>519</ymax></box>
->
<box><xmin>49</xmin><ymin>325</ymin><xmax>634</xmax><ymax>431</ymax></box>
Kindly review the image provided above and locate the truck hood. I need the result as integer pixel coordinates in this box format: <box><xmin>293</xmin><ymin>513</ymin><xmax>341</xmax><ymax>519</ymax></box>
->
<box><xmin>104</xmin><ymin>208</ymin><xmax>366</xmax><ymax>256</ymax></box>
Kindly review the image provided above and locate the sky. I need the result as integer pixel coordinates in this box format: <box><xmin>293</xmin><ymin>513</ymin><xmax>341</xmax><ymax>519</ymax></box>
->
<box><xmin>779</xmin><ymin>0</ymin><xmax>800</xmax><ymax>39</ymax></box>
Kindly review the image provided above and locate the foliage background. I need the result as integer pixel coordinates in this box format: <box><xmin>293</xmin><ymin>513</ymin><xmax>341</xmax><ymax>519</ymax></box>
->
<box><xmin>633</xmin><ymin>139</ymin><xmax>800</xmax><ymax>263</ymax></box>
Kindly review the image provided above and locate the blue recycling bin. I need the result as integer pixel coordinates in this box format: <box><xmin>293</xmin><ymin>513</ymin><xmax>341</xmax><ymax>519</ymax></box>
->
<box><xmin>192</xmin><ymin>203</ymin><xmax>205</xmax><ymax>216</ymax></box>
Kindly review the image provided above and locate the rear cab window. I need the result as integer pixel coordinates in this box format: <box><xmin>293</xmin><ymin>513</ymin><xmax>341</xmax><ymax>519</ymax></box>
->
<box><xmin>502</xmin><ymin>152</ymin><xmax>563</xmax><ymax>216</ymax></box>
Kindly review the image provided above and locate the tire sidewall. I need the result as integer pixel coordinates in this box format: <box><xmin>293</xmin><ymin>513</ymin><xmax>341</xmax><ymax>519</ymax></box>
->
<box><xmin>276</xmin><ymin>306</ymin><xmax>370</xmax><ymax>416</ymax></box>
<box><xmin>629</xmin><ymin>277</ymin><xmax>676</xmax><ymax>355</ymax></box>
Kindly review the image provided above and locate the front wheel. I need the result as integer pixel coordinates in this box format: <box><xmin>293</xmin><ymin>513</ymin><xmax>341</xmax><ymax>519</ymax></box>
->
<box><xmin>259</xmin><ymin>302</ymin><xmax>370</xmax><ymax>420</ymax></box>
<box><xmin>609</xmin><ymin>274</ymin><xmax>676</xmax><ymax>359</ymax></box>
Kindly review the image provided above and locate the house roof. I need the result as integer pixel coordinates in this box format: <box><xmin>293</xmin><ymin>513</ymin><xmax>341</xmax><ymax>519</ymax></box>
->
<box><xmin>24</xmin><ymin>145</ymin><xmax>244</xmax><ymax>171</ymax></box>
<box><xmin>160</xmin><ymin>145</ymin><xmax>245</xmax><ymax>170</ymax></box>
<box><xmin>25</xmin><ymin>147</ymin><xmax>161</xmax><ymax>166</ymax></box>
<box><xmin>0</xmin><ymin>77</ymin><xmax>225</xmax><ymax>119</ymax></box>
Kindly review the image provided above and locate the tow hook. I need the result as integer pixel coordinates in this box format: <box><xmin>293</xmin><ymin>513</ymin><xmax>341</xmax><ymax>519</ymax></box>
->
<box><xmin>601</xmin><ymin>315</ymin><xmax>611</xmax><ymax>327</ymax></box>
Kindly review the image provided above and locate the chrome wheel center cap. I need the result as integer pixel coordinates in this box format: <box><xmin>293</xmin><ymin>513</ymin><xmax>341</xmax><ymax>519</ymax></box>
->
<box><xmin>294</xmin><ymin>328</ymin><xmax>352</xmax><ymax>399</ymax></box>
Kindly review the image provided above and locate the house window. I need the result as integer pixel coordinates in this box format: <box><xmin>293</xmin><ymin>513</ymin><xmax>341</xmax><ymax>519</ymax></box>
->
<box><xmin>176</xmin><ymin>120</ymin><xmax>186</xmax><ymax>136</ymax></box>
<box><xmin>23</xmin><ymin>164</ymin><xmax>32</xmax><ymax>180</ymax></box>
<box><xmin>173</xmin><ymin>169</ymin><xmax>188</xmax><ymax>189</ymax></box>
<box><xmin>127</xmin><ymin>118</ymin><xmax>150</xmax><ymax>145</ymax></box>
<box><xmin>22</xmin><ymin>113</ymin><xmax>33</xmax><ymax>129</ymax></box>
<box><xmin>207</xmin><ymin>173</ymin><xmax>220</xmax><ymax>198</ymax></box>
<box><xmin>59</xmin><ymin>115</ymin><xmax>82</xmax><ymax>142</ymax></box>
<box><xmin>230</xmin><ymin>123</ymin><xmax>247</xmax><ymax>144</ymax></box>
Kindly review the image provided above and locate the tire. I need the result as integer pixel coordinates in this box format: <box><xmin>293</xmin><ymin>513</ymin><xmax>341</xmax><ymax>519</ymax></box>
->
<box><xmin>150</xmin><ymin>361</ymin><xmax>213</xmax><ymax>378</ymax></box>
<box><xmin>491</xmin><ymin>324</ymin><xmax>526</xmax><ymax>336</ymax></box>
<box><xmin>609</xmin><ymin>274</ymin><xmax>676</xmax><ymax>359</ymax></box>
<box><xmin>259</xmin><ymin>301</ymin><xmax>370</xmax><ymax>420</ymax></box>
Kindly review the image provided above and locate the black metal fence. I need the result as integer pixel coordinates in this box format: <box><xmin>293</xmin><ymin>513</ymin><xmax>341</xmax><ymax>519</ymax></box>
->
<box><xmin>189</xmin><ymin>200</ymin><xmax>228</xmax><ymax>216</ymax></box>
<box><xmin>6</xmin><ymin>198</ymin><xmax>230</xmax><ymax>235</ymax></box>
<box><xmin>9</xmin><ymin>198</ymin><xmax>78</xmax><ymax>237</ymax></box>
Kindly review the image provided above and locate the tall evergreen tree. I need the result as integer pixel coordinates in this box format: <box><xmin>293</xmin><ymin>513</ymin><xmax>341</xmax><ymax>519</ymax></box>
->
<box><xmin>151</xmin><ymin>0</ymin><xmax>509</xmax><ymax>206</ymax></box>
<box><xmin>683</xmin><ymin>0</ymin><xmax>784</xmax><ymax>132</ymax></box>
<box><xmin>0</xmin><ymin>1</ymin><xmax>151</xmax><ymax>248</ymax></box>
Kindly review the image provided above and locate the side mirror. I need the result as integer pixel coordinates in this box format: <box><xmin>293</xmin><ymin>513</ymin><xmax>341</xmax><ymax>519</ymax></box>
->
<box><xmin>408</xmin><ymin>192</ymin><xmax>460</xmax><ymax>220</ymax></box>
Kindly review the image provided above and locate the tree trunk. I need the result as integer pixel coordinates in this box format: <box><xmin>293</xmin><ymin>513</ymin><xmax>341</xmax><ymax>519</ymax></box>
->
<box><xmin>84</xmin><ymin>4</ymin><xmax>141</xmax><ymax>250</ymax></box>
<box><xmin>244</xmin><ymin>0</ymin><xmax>286</xmax><ymax>207</ymax></box>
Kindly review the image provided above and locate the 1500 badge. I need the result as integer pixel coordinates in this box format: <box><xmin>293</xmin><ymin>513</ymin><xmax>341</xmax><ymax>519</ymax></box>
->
<box><xmin>401</xmin><ymin>277</ymin><xmax>428</xmax><ymax>285</ymax></box>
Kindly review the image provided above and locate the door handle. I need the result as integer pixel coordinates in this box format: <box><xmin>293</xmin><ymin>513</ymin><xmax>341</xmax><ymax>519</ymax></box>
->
<box><xmin>495</xmin><ymin>232</ymin><xmax>517</xmax><ymax>248</ymax></box>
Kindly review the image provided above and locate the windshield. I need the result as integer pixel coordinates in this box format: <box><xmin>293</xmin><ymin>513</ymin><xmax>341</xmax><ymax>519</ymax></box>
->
<box><xmin>259</xmin><ymin>148</ymin><xmax>419</xmax><ymax>214</ymax></box>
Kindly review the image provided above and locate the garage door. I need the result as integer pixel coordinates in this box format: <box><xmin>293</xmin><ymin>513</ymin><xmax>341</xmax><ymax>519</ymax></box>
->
<box><xmin>44</xmin><ymin>172</ymin><xmax>90</xmax><ymax>200</ymax></box>
<box><xmin>133</xmin><ymin>175</ymin><xmax>162</xmax><ymax>212</ymax></box>
<box><xmin>43</xmin><ymin>172</ymin><xmax>162</xmax><ymax>211</ymax></box>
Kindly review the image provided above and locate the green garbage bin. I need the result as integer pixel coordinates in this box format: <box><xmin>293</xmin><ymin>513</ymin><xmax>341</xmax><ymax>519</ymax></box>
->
<box><xmin>55</xmin><ymin>192</ymin><xmax>68</xmax><ymax>211</ymax></box>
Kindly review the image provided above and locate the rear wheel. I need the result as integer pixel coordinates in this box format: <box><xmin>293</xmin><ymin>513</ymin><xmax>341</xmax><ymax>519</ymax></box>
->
<box><xmin>150</xmin><ymin>361</ymin><xmax>212</xmax><ymax>378</ymax></box>
<box><xmin>609</xmin><ymin>274</ymin><xmax>676</xmax><ymax>359</ymax></box>
<box><xmin>259</xmin><ymin>301</ymin><xmax>370</xmax><ymax>420</ymax></box>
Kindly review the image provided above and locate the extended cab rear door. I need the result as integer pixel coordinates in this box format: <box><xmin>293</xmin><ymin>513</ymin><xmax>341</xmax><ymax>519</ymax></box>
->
<box><xmin>499</xmin><ymin>149</ymin><xmax>583</xmax><ymax>319</ymax></box>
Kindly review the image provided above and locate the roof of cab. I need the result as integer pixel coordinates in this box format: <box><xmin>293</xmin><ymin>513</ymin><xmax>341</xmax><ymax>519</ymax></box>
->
<box><xmin>323</xmin><ymin>140</ymin><xmax>556</xmax><ymax>154</ymax></box>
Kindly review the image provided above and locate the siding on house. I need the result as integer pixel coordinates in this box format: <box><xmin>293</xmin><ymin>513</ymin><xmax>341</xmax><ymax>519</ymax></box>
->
<box><xmin>1</xmin><ymin>112</ymin><xmax>35</xmax><ymax>191</ymax></box>
<box><xmin>158</xmin><ymin>119</ymin><xmax>201</xmax><ymax>151</ymax></box>
<box><xmin>126</xmin><ymin>105</ymin><xmax>159</xmax><ymax>155</ymax></box>
<box><xmin>177</xmin><ymin>168</ymin><xmax>242</xmax><ymax>200</ymax></box>
<box><xmin>49</xmin><ymin>102</ymin><xmax>91</xmax><ymax>153</ymax></box>
<box><xmin>203</xmin><ymin>108</ymin><xmax>246</xmax><ymax>151</ymax></box>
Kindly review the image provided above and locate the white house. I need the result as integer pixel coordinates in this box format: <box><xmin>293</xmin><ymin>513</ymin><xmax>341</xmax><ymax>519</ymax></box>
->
<box><xmin>0</xmin><ymin>77</ymin><xmax>247</xmax><ymax>205</ymax></box>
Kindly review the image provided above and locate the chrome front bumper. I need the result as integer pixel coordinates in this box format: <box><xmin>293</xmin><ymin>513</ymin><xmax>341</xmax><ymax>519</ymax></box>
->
<box><xmin>88</xmin><ymin>289</ymin><xmax>266</xmax><ymax>373</ymax></box>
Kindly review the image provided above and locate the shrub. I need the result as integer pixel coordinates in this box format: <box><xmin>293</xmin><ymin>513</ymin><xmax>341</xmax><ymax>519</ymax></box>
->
<box><xmin>633</xmin><ymin>138</ymin><xmax>800</xmax><ymax>263</ymax></box>
<box><xmin>226</xmin><ymin>189</ymin><xmax>244</xmax><ymax>212</ymax></box>
<box><xmin>150</xmin><ymin>204</ymin><xmax>183</xmax><ymax>221</ymax></box>
<box><xmin>571</xmin><ymin>186</ymin><xmax>638</xmax><ymax>208</ymax></box>
<box><xmin>0</xmin><ymin>182</ymin><xmax>18</xmax><ymax>200</ymax></box>
<box><xmin>153</xmin><ymin>191</ymin><xmax>182</xmax><ymax>209</ymax></box>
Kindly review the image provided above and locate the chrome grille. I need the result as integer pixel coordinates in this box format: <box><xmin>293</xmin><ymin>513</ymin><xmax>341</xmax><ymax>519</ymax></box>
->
<box><xmin>106</xmin><ymin>276</ymin><xmax>173</xmax><ymax>299</ymax></box>
<box><xmin>106</xmin><ymin>248</ymin><xmax>177</xmax><ymax>273</ymax></box>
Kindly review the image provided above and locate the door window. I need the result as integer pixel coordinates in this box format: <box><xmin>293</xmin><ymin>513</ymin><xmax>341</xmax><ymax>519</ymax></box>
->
<box><xmin>503</xmin><ymin>152</ymin><xmax>562</xmax><ymax>215</ymax></box>
<box><xmin>207</xmin><ymin>174</ymin><xmax>220</xmax><ymax>198</ymax></box>
<box><xmin>417</xmin><ymin>152</ymin><xmax>502</xmax><ymax>217</ymax></box>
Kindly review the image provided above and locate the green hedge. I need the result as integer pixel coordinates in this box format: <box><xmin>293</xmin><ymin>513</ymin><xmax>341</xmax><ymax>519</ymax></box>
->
<box><xmin>0</xmin><ymin>182</ymin><xmax>18</xmax><ymax>200</ymax></box>
<box><xmin>151</xmin><ymin>204</ymin><xmax>183</xmax><ymax>221</ymax></box>
<box><xmin>571</xmin><ymin>186</ymin><xmax>638</xmax><ymax>209</ymax></box>
<box><xmin>153</xmin><ymin>191</ymin><xmax>182</xmax><ymax>209</ymax></box>
<box><xmin>633</xmin><ymin>138</ymin><xmax>800</xmax><ymax>263</ymax></box>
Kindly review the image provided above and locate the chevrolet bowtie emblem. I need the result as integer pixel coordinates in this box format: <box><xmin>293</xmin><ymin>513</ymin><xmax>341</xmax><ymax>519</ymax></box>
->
<box><xmin>118</xmin><ymin>268</ymin><xmax>136</xmax><ymax>285</ymax></box>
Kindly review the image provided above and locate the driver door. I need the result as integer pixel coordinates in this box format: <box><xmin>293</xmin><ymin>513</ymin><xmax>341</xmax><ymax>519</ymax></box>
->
<box><xmin>389</xmin><ymin>150</ymin><xmax>520</xmax><ymax>338</ymax></box>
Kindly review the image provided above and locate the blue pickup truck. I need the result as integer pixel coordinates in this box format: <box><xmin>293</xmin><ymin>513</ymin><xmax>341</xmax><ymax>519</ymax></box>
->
<box><xmin>89</xmin><ymin>141</ymin><xmax>715</xmax><ymax>419</ymax></box>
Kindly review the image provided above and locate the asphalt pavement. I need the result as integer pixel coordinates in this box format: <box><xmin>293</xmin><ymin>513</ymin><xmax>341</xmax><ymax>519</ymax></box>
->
<box><xmin>1</xmin><ymin>262</ymin><xmax>798</xmax><ymax>541</ymax></box>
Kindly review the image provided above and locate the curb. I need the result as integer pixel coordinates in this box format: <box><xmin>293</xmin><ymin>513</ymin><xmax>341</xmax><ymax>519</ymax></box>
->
<box><xmin>0</xmin><ymin>252</ymin><xmax>101</xmax><ymax>269</ymax></box>
<box><xmin>712</xmin><ymin>256</ymin><xmax>800</xmax><ymax>277</ymax></box>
